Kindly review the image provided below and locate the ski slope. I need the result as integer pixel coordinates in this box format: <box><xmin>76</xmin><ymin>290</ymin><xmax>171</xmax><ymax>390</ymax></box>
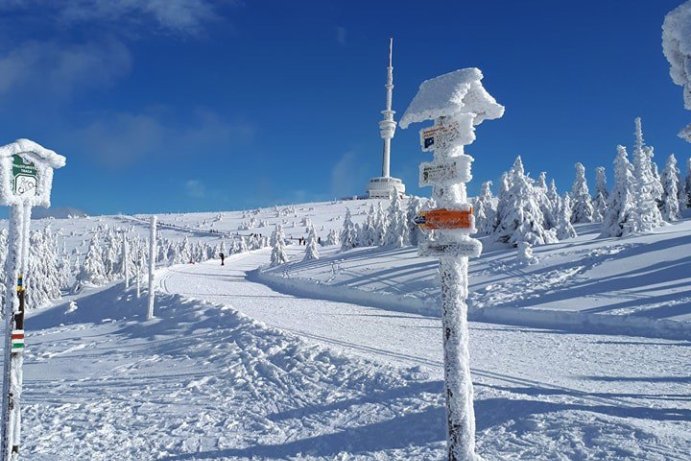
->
<box><xmin>154</xmin><ymin>246</ymin><xmax>690</xmax><ymax>460</ymax></box>
<box><xmin>7</xmin><ymin>200</ymin><xmax>691</xmax><ymax>459</ymax></box>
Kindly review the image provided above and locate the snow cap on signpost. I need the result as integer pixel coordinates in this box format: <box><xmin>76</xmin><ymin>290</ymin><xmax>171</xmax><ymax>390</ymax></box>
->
<box><xmin>400</xmin><ymin>67</ymin><xmax>504</xmax><ymax>133</ymax></box>
<box><xmin>0</xmin><ymin>139</ymin><xmax>66</xmax><ymax>207</ymax></box>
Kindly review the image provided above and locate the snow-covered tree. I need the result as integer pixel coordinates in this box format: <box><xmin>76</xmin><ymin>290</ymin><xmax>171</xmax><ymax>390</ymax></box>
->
<box><xmin>661</xmin><ymin>153</ymin><xmax>681</xmax><ymax>221</ymax></box>
<box><xmin>592</xmin><ymin>166</ymin><xmax>608</xmax><ymax>222</ymax></box>
<box><xmin>326</xmin><ymin>228</ymin><xmax>339</xmax><ymax>246</ymax></box>
<box><xmin>270</xmin><ymin>225</ymin><xmax>289</xmax><ymax>266</ymax></box>
<box><xmin>340</xmin><ymin>208</ymin><xmax>358</xmax><ymax>251</ymax></box>
<box><xmin>570</xmin><ymin>162</ymin><xmax>594</xmax><ymax>223</ymax></box>
<box><xmin>683</xmin><ymin>157</ymin><xmax>691</xmax><ymax>209</ymax></box>
<box><xmin>602</xmin><ymin>145</ymin><xmax>634</xmax><ymax>237</ymax></box>
<box><xmin>474</xmin><ymin>181</ymin><xmax>496</xmax><ymax>236</ymax></box>
<box><xmin>406</xmin><ymin>196</ymin><xmax>425</xmax><ymax>246</ymax></box>
<box><xmin>494</xmin><ymin>156</ymin><xmax>556</xmax><ymax>246</ymax></box>
<box><xmin>358</xmin><ymin>205</ymin><xmax>376</xmax><ymax>247</ymax></box>
<box><xmin>372</xmin><ymin>202</ymin><xmax>387</xmax><ymax>246</ymax></box>
<box><xmin>556</xmin><ymin>194</ymin><xmax>577</xmax><ymax>240</ymax></box>
<box><xmin>303</xmin><ymin>225</ymin><xmax>320</xmax><ymax>261</ymax></box>
<box><xmin>76</xmin><ymin>232</ymin><xmax>107</xmax><ymax>288</ymax></box>
<box><xmin>547</xmin><ymin>179</ymin><xmax>560</xmax><ymax>214</ymax></box>
<box><xmin>626</xmin><ymin>118</ymin><xmax>664</xmax><ymax>235</ymax></box>
<box><xmin>383</xmin><ymin>194</ymin><xmax>407</xmax><ymax>247</ymax></box>
<box><xmin>26</xmin><ymin>228</ymin><xmax>62</xmax><ymax>309</ymax></box>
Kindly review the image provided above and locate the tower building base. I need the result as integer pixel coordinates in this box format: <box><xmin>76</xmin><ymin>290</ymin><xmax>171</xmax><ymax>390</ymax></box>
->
<box><xmin>367</xmin><ymin>176</ymin><xmax>406</xmax><ymax>199</ymax></box>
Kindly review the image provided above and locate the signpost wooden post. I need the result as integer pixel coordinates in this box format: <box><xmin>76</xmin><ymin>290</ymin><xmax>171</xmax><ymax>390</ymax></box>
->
<box><xmin>401</xmin><ymin>68</ymin><xmax>504</xmax><ymax>461</ymax></box>
<box><xmin>0</xmin><ymin>140</ymin><xmax>65</xmax><ymax>461</ymax></box>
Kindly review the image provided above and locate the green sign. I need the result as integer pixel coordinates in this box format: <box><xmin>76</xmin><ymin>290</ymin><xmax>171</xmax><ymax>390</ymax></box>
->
<box><xmin>12</xmin><ymin>154</ymin><xmax>38</xmax><ymax>197</ymax></box>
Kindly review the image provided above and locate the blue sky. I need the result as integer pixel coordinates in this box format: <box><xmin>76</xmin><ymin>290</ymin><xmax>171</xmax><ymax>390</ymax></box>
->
<box><xmin>0</xmin><ymin>0</ymin><xmax>688</xmax><ymax>215</ymax></box>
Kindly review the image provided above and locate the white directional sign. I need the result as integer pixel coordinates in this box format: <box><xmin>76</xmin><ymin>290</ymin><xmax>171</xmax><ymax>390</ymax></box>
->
<box><xmin>419</xmin><ymin>159</ymin><xmax>470</xmax><ymax>186</ymax></box>
<box><xmin>420</xmin><ymin>120</ymin><xmax>461</xmax><ymax>152</ymax></box>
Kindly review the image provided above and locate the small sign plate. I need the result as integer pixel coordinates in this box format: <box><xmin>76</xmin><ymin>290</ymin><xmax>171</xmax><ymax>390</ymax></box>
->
<box><xmin>419</xmin><ymin>160</ymin><xmax>465</xmax><ymax>186</ymax></box>
<box><xmin>420</xmin><ymin>121</ymin><xmax>461</xmax><ymax>152</ymax></box>
<box><xmin>419</xmin><ymin>239</ymin><xmax>482</xmax><ymax>258</ymax></box>
<box><xmin>12</xmin><ymin>155</ymin><xmax>37</xmax><ymax>197</ymax></box>
<box><xmin>414</xmin><ymin>208</ymin><xmax>474</xmax><ymax>230</ymax></box>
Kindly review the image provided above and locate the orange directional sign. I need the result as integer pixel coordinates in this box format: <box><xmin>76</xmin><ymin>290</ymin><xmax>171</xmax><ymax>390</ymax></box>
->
<box><xmin>414</xmin><ymin>208</ymin><xmax>473</xmax><ymax>230</ymax></box>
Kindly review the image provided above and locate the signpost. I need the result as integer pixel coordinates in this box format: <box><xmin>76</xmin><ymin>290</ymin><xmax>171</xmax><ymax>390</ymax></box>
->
<box><xmin>0</xmin><ymin>139</ymin><xmax>65</xmax><ymax>461</ymax></box>
<box><xmin>401</xmin><ymin>68</ymin><xmax>504</xmax><ymax>461</ymax></box>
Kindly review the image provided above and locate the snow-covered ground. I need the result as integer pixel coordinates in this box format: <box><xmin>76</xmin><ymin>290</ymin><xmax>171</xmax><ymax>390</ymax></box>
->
<box><xmin>261</xmin><ymin>219</ymin><xmax>691</xmax><ymax>339</ymax></box>
<box><xmin>3</xmin><ymin>199</ymin><xmax>691</xmax><ymax>459</ymax></box>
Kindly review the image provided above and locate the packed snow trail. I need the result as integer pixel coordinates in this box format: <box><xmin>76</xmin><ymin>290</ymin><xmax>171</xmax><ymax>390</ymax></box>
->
<box><xmin>158</xmin><ymin>248</ymin><xmax>691</xmax><ymax>460</ymax></box>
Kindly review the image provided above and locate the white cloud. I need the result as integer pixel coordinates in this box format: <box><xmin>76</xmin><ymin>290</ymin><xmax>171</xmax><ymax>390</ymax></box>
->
<box><xmin>0</xmin><ymin>0</ymin><xmax>234</xmax><ymax>35</ymax></box>
<box><xmin>0</xmin><ymin>38</ymin><xmax>132</xmax><ymax>98</ymax></box>
<box><xmin>184</xmin><ymin>179</ymin><xmax>206</xmax><ymax>198</ymax></box>
<box><xmin>72</xmin><ymin>108</ymin><xmax>255</xmax><ymax>168</ymax></box>
<box><xmin>330</xmin><ymin>150</ymin><xmax>368</xmax><ymax>198</ymax></box>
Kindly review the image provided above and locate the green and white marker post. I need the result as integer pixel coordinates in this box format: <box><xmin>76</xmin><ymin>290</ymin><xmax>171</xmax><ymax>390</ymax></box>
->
<box><xmin>0</xmin><ymin>140</ymin><xmax>65</xmax><ymax>461</ymax></box>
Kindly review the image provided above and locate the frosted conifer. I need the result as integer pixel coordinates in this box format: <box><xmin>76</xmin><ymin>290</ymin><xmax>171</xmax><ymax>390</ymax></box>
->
<box><xmin>270</xmin><ymin>225</ymin><xmax>289</xmax><ymax>266</ymax></box>
<box><xmin>592</xmin><ymin>167</ymin><xmax>608</xmax><ymax>222</ymax></box>
<box><xmin>602</xmin><ymin>145</ymin><xmax>634</xmax><ymax>237</ymax></box>
<box><xmin>326</xmin><ymin>228</ymin><xmax>339</xmax><ymax>246</ymax></box>
<box><xmin>494</xmin><ymin>156</ymin><xmax>556</xmax><ymax>246</ymax></box>
<box><xmin>570</xmin><ymin>162</ymin><xmax>594</xmax><ymax>223</ymax></box>
<box><xmin>626</xmin><ymin>118</ymin><xmax>664</xmax><ymax>234</ymax></box>
<box><xmin>406</xmin><ymin>196</ymin><xmax>424</xmax><ymax>246</ymax></box>
<box><xmin>684</xmin><ymin>158</ymin><xmax>691</xmax><ymax>209</ymax></box>
<box><xmin>384</xmin><ymin>193</ymin><xmax>406</xmax><ymax>247</ymax></box>
<box><xmin>303</xmin><ymin>225</ymin><xmax>320</xmax><ymax>261</ymax></box>
<box><xmin>556</xmin><ymin>195</ymin><xmax>577</xmax><ymax>240</ymax></box>
<box><xmin>661</xmin><ymin>154</ymin><xmax>681</xmax><ymax>221</ymax></box>
<box><xmin>340</xmin><ymin>208</ymin><xmax>358</xmax><ymax>251</ymax></box>
<box><xmin>76</xmin><ymin>232</ymin><xmax>107</xmax><ymax>288</ymax></box>
<box><xmin>475</xmin><ymin>181</ymin><xmax>496</xmax><ymax>235</ymax></box>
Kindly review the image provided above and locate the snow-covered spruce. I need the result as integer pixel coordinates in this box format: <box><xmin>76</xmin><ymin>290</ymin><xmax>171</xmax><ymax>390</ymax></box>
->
<box><xmin>601</xmin><ymin>145</ymin><xmax>634</xmax><ymax>237</ymax></box>
<box><xmin>75</xmin><ymin>231</ymin><xmax>107</xmax><ymax>290</ymax></box>
<box><xmin>383</xmin><ymin>193</ymin><xmax>407</xmax><ymax>247</ymax></box>
<box><xmin>474</xmin><ymin>181</ymin><xmax>497</xmax><ymax>236</ymax></box>
<box><xmin>303</xmin><ymin>225</ymin><xmax>320</xmax><ymax>261</ymax></box>
<box><xmin>683</xmin><ymin>157</ymin><xmax>691</xmax><ymax>209</ymax></box>
<box><xmin>494</xmin><ymin>156</ymin><xmax>556</xmax><ymax>246</ymax></box>
<box><xmin>270</xmin><ymin>225</ymin><xmax>289</xmax><ymax>266</ymax></box>
<box><xmin>626</xmin><ymin>118</ymin><xmax>664</xmax><ymax>235</ymax></box>
<box><xmin>556</xmin><ymin>194</ymin><xmax>577</xmax><ymax>240</ymax></box>
<box><xmin>406</xmin><ymin>196</ymin><xmax>425</xmax><ymax>246</ymax></box>
<box><xmin>661</xmin><ymin>154</ymin><xmax>681</xmax><ymax>222</ymax></box>
<box><xmin>340</xmin><ymin>208</ymin><xmax>358</xmax><ymax>251</ymax></box>
<box><xmin>570</xmin><ymin>162</ymin><xmax>594</xmax><ymax>223</ymax></box>
<box><xmin>592</xmin><ymin>166</ymin><xmax>609</xmax><ymax>222</ymax></box>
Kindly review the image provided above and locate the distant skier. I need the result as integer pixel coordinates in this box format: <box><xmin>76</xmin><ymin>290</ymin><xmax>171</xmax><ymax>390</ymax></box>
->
<box><xmin>220</xmin><ymin>252</ymin><xmax>225</xmax><ymax>266</ymax></box>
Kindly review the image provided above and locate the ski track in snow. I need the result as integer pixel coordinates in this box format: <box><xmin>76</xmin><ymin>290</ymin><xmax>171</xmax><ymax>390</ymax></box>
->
<box><xmin>8</xmin><ymin>203</ymin><xmax>691</xmax><ymax>460</ymax></box>
<box><xmin>148</xmin><ymin>248</ymin><xmax>691</xmax><ymax>461</ymax></box>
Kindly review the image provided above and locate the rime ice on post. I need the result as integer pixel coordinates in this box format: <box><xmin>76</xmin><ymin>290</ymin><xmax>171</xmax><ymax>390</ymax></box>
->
<box><xmin>0</xmin><ymin>139</ymin><xmax>65</xmax><ymax>461</ymax></box>
<box><xmin>147</xmin><ymin>216</ymin><xmax>157</xmax><ymax>320</ymax></box>
<box><xmin>401</xmin><ymin>68</ymin><xmax>504</xmax><ymax>461</ymax></box>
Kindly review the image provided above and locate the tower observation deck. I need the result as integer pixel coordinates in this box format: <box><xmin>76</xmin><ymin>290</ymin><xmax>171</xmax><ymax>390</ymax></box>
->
<box><xmin>366</xmin><ymin>38</ymin><xmax>406</xmax><ymax>199</ymax></box>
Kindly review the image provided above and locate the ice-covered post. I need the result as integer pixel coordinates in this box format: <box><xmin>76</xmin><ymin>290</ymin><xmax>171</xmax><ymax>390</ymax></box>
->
<box><xmin>0</xmin><ymin>140</ymin><xmax>65</xmax><ymax>461</ymax></box>
<box><xmin>122</xmin><ymin>234</ymin><xmax>129</xmax><ymax>289</ymax></box>
<box><xmin>401</xmin><ymin>68</ymin><xmax>504</xmax><ymax>461</ymax></box>
<box><xmin>147</xmin><ymin>216</ymin><xmax>157</xmax><ymax>320</ymax></box>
